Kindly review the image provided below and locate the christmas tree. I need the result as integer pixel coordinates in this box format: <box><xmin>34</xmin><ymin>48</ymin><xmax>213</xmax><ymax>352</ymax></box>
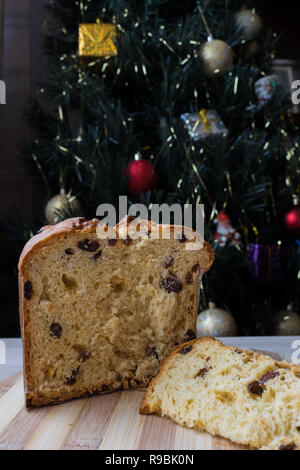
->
<box><xmin>3</xmin><ymin>0</ymin><xmax>300</xmax><ymax>335</ymax></box>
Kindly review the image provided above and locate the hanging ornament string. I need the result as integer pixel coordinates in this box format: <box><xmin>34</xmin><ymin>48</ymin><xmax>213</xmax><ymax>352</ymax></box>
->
<box><xmin>197</xmin><ymin>2</ymin><xmax>213</xmax><ymax>39</ymax></box>
<box><xmin>32</xmin><ymin>153</ymin><xmax>50</xmax><ymax>197</ymax></box>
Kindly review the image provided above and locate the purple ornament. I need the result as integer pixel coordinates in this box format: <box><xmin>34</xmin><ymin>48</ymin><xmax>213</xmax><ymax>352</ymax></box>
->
<box><xmin>246</xmin><ymin>243</ymin><xmax>284</xmax><ymax>285</ymax></box>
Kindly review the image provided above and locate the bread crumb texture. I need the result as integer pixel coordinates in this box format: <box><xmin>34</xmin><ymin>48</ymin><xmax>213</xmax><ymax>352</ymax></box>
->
<box><xmin>140</xmin><ymin>337</ymin><xmax>300</xmax><ymax>450</ymax></box>
<box><xmin>19</xmin><ymin>218</ymin><xmax>213</xmax><ymax>407</ymax></box>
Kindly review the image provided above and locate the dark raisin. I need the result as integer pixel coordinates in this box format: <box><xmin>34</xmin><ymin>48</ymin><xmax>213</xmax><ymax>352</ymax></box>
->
<box><xmin>123</xmin><ymin>236</ymin><xmax>132</xmax><ymax>246</ymax></box>
<box><xmin>93</xmin><ymin>251</ymin><xmax>102</xmax><ymax>261</ymax></box>
<box><xmin>151</xmin><ymin>347</ymin><xmax>159</xmax><ymax>360</ymax></box>
<box><xmin>24</xmin><ymin>281</ymin><xmax>33</xmax><ymax>300</ymax></box>
<box><xmin>177</xmin><ymin>233</ymin><xmax>187</xmax><ymax>243</ymax></box>
<box><xmin>185</xmin><ymin>272</ymin><xmax>193</xmax><ymax>285</ymax></box>
<box><xmin>108</xmin><ymin>239</ymin><xmax>117</xmax><ymax>246</ymax></box>
<box><xmin>206</xmin><ymin>356</ymin><xmax>211</xmax><ymax>362</ymax></box>
<box><xmin>78</xmin><ymin>350</ymin><xmax>91</xmax><ymax>363</ymax></box>
<box><xmin>297</xmin><ymin>427</ymin><xmax>300</xmax><ymax>432</ymax></box>
<box><xmin>50</xmin><ymin>323</ymin><xmax>62</xmax><ymax>339</ymax></box>
<box><xmin>258</xmin><ymin>370</ymin><xmax>280</xmax><ymax>385</ymax></box>
<box><xmin>278</xmin><ymin>443</ymin><xmax>296</xmax><ymax>451</ymax></box>
<box><xmin>64</xmin><ymin>369</ymin><xmax>79</xmax><ymax>386</ymax></box>
<box><xmin>160</xmin><ymin>276</ymin><xmax>183</xmax><ymax>294</ymax></box>
<box><xmin>183</xmin><ymin>330</ymin><xmax>196</xmax><ymax>341</ymax></box>
<box><xmin>235</xmin><ymin>348</ymin><xmax>243</xmax><ymax>354</ymax></box>
<box><xmin>65</xmin><ymin>248</ymin><xmax>74</xmax><ymax>255</ymax></box>
<box><xmin>180</xmin><ymin>345</ymin><xmax>193</xmax><ymax>355</ymax></box>
<box><xmin>192</xmin><ymin>264</ymin><xmax>200</xmax><ymax>273</ymax></box>
<box><xmin>164</xmin><ymin>257</ymin><xmax>174</xmax><ymax>269</ymax></box>
<box><xmin>248</xmin><ymin>381</ymin><xmax>264</xmax><ymax>396</ymax></box>
<box><xmin>78</xmin><ymin>239</ymin><xmax>99</xmax><ymax>252</ymax></box>
<box><xmin>196</xmin><ymin>368</ymin><xmax>209</xmax><ymax>378</ymax></box>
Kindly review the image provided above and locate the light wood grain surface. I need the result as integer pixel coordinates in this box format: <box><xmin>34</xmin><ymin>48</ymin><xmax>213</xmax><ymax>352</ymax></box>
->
<box><xmin>0</xmin><ymin>337</ymin><xmax>298</xmax><ymax>451</ymax></box>
<box><xmin>0</xmin><ymin>337</ymin><xmax>298</xmax><ymax>382</ymax></box>
<box><xmin>0</xmin><ymin>371</ymin><xmax>250</xmax><ymax>450</ymax></box>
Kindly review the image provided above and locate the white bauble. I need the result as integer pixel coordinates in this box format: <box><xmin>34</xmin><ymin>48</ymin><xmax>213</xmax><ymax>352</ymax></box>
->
<box><xmin>197</xmin><ymin>303</ymin><xmax>237</xmax><ymax>337</ymax></box>
<box><xmin>235</xmin><ymin>9</ymin><xmax>263</xmax><ymax>39</ymax></box>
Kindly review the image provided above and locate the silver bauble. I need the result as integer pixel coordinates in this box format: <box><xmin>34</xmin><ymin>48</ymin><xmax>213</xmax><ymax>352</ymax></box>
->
<box><xmin>201</xmin><ymin>39</ymin><xmax>234</xmax><ymax>77</ymax></box>
<box><xmin>273</xmin><ymin>304</ymin><xmax>300</xmax><ymax>336</ymax></box>
<box><xmin>235</xmin><ymin>9</ymin><xmax>263</xmax><ymax>39</ymax></box>
<box><xmin>197</xmin><ymin>302</ymin><xmax>237</xmax><ymax>337</ymax></box>
<box><xmin>45</xmin><ymin>193</ymin><xmax>82</xmax><ymax>225</ymax></box>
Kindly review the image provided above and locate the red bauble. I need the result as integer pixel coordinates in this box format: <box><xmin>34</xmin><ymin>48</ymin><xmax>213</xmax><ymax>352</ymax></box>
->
<box><xmin>125</xmin><ymin>159</ymin><xmax>158</xmax><ymax>196</ymax></box>
<box><xmin>285</xmin><ymin>206</ymin><xmax>300</xmax><ymax>237</ymax></box>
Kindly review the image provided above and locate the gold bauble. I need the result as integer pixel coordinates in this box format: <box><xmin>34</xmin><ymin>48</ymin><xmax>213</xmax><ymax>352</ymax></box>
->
<box><xmin>273</xmin><ymin>305</ymin><xmax>300</xmax><ymax>336</ymax></box>
<box><xmin>235</xmin><ymin>9</ymin><xmax>263</xmax><ymax>39</ymax></box>
<box><xmin>45</xmin><ymin>193</ymin><xmax>83</xmax><ymax>225</ymax></box>
<box><xmin>201</xmin><ymin>39</ymin><xmax>234</xmax><ymax>77</ymax></box>
<box><xmin>197</xmin><ymin>303</ymin><xmax>237</xmax><ymax>337</ymax></box>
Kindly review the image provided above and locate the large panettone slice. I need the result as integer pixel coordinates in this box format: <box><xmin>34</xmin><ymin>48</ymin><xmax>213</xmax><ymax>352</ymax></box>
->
<box><xmin>18</xmin><ymin>217</ymin><xmax>213</xmax><ymax>406</ymax></box>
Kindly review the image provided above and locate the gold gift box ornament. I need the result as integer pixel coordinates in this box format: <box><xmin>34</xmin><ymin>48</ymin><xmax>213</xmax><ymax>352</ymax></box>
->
<box><xmin>78</xmin><ymin>19</ymin><xmax>117</xmax><ymax>62</ymax></box>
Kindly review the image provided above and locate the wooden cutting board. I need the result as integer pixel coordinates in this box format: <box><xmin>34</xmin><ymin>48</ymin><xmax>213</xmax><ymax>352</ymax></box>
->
<box><xmin>0</xmin><ymin>350</ymin><xmax>282</xmax><ymax>451</ymax></box>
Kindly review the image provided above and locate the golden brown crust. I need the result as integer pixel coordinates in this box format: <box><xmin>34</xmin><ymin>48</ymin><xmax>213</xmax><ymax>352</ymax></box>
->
<box><xmin>139</xmin><ymin>337</ymin><xmax>300</xmax><ymax>415</ymax></box>
<box><xmin>18</xmin><ymin>218</ymin><xmax>99</xmax><ymax>272</ymax></box>
<box><xmin>19</xmin><ymin>216</ymin><xmax>214</xmax><ymax>407</ymax></box>
<box><xmin>26</xmin><ymin>380</ymin><xmax>148</xmax><ymax>408</ymax></box>
<box><xmin>19</xmin><ymin>216</ymin><xmax>214</xmax><ymax>274</ymax></box>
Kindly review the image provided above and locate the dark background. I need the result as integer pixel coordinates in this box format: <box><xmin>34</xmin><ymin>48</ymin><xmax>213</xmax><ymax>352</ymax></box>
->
<box><xmin>0</xmin><ymin>0</ymin><xmax>299</xmax><ymax>337</ymax></box>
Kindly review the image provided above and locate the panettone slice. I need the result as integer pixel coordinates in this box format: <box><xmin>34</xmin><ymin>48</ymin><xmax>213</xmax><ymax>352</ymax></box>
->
<box><xmin>140</xmin><ymin>337</ymin><xmax>300</xmax><ymax>450</ymax></box>
<box><xmin>18</xmin><ymin>216</ymin><xmax>214</xmax><ymax>407</ymax></box>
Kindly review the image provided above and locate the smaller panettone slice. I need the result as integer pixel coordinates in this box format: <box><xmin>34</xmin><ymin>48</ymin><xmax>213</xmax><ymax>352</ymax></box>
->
<box><xmin>140</xmin><ymin>337</ymin><xmax>300</xmax><ymax>450</ymax></box>
<box><xmin>18</xmin><ymin>216</ymin><xmax>214</xmax><ymax>407</ymax></box>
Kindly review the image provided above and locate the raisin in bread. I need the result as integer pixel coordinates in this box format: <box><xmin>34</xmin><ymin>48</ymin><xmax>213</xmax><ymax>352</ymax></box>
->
<box><xmin>140</xmin><ymin>337</ymin><xmax>300</xmax><ymax>450</ymax></box>
<box><xmin>18</xmin><ymin>216</ymin><xmax>213</xmax><ymax>407</ymax></box>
